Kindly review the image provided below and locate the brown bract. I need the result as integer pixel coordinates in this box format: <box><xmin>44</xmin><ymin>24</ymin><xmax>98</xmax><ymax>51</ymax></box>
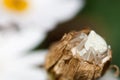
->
<box><xmin>45</xmin><ymin>29</ymin><xmax>112</xmax><ymax>80</ymax></box>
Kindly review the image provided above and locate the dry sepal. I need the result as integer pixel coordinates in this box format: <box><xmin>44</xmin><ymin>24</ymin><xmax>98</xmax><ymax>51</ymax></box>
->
<box><xmin>45</xmin><ymin>29</ymin><xmax>112</xmax><ymax>80</ymax></box>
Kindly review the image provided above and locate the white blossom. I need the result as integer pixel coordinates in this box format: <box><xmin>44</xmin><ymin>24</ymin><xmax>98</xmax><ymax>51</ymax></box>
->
<box><xmin>0</xmin><ymin>50</ymin><xmax>48</xmax><ymax>80</ymax></box>
<box><xmin>0</xmin><ymin>0</ymin><xmax>84</xmax><ymax>80</ymax></box>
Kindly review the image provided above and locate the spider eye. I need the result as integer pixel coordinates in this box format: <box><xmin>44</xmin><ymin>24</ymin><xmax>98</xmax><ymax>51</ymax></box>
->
<box><xmin>3</xmin><ymin>0</ymin><xmax>28</xmax><ymax>12</ymax></box>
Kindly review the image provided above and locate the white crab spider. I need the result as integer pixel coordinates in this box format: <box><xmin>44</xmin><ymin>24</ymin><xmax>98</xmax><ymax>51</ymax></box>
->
<box><xmin>71</xmin><ymin>30</ymin><xmax>111</xmax><ymax>65</ymax></box>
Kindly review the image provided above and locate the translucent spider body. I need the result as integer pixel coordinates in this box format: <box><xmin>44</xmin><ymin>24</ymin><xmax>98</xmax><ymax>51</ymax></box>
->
<box><xmin>71</xmin><ymin>31</ymin><xmax>111</xmax><ymax>66</ymax></box>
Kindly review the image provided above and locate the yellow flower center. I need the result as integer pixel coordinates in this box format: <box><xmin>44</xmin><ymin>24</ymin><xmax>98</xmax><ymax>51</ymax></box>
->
<box><xmin>3</xmin><ymin>0</ymin><xmax>28</xmax><ymax>12</ymax></box>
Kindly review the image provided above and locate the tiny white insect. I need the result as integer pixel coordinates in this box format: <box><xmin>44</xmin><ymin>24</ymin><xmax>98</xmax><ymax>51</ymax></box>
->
<box><xmin>71</xmin><ymin>30</ymin><xmax>111</xmax><ymax>65</ymax></box>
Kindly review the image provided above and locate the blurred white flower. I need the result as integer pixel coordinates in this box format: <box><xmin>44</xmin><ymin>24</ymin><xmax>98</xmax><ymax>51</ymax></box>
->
<box><xmin>0</xmin><ymin>0</ymin><xmax>85</xmax><ymax>54</ymax></box>
<box><xmin>0</xmin><ymin>50</ymin><xmax>48</xmax><ymax>80</ymax></box>
<box><xmin>0</xmin><ymin>0</ymin><xmax>85</xmax><ymax>80</ymax></box>
<box><xmin>0</xmin><ymin>0</ymin><xmax>84</xmax><ymax>30</ymax></box>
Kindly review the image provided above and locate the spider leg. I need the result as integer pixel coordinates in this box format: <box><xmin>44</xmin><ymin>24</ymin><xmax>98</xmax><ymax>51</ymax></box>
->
<box><xmin>82</xmin><ymin>48</ymin><xmax>94</xmax><ymax>62</ymax></box>
<box><xmin>76</xmin><ymin>33</ymin><xmax>87</xmax><ymax>52</ymax></box>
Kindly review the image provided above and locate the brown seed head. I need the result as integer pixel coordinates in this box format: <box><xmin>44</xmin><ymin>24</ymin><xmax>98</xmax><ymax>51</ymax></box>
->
<box><xmin>45</xmin><ymin>29</ymin><xmax>112</xmax><ymax>80</ymax></box>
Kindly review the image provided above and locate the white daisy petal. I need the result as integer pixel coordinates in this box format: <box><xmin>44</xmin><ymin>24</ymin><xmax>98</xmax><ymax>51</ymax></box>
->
<box><xmin>0</xmin><ymin>50</ymin><xmax>47</xmax><ymax>80</ymax></box>
<box><xmin>18</xmin><ymin>50</ymin><xmax>47</xmax><ymax>66</ymax></box>
<box><xmin>50</xmin><ymin>0</ymin><xmax>85</xmax><ymax>22</ymax></box>
<box><xmin>3</xmin><ymin>68</ymin><xmax>47</xmax><ymax>80</ymax></box>
<box><xmin>0</xmin><ymin>28</ymin><xmax>46</xmax><ymax>55</ymax></box>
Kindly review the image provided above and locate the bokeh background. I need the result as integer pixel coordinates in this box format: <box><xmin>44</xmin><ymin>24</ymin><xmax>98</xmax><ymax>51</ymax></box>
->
<box><xmin>0</xmin><ymin>0</ymin><xmax>119</xmax><ymax>80</ymax></box>
<box><xmin>38</xmin><ymin>0</ymin><xmax>120</xmax><ymax>67</ymax></box>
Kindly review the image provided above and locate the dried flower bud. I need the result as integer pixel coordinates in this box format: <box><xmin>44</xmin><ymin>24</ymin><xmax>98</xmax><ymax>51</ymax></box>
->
<box><xmin>45</xmin><ymin>29</ymin><xmax>112</xmax><ymax>80</ymax></box>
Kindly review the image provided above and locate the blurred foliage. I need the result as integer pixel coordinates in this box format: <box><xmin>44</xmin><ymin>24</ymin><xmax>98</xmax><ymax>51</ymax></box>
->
<box><xmin>37</xmin><ymin>0</ymin><xmax>120</xmax><ymax>67</ymax></box>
